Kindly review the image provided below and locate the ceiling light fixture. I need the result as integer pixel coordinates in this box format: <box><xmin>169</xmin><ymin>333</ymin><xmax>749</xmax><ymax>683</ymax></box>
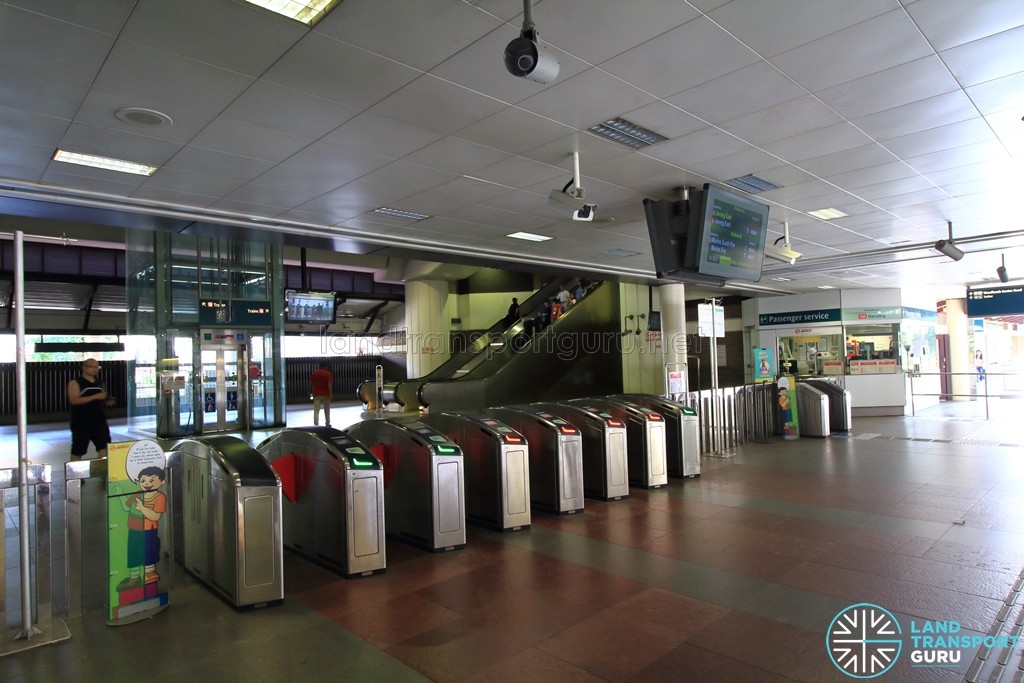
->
<box><xmin>807</xmin><ymin>208</ymin><xmax>847</xmax><ymax>220</ymax></box>
<box><xmin>934</xmin><ymin>221</ymin><xmax>964</xmax><ymax>261</ymax></box>
<box><xmin>242</xmin><ymin>0</ymin><xmax>341</xmax><ymax>26</ymax></box>
<box><xmin>503</xmin><ymin>0</ymin><xmax>559</xmax><ymax>84</ymax></box>
<box><xmin>53</xmin><ymin>149</ymin><xmax>157</xmax><ymax>176</ymax></box>
<box><xmin>507</xmin><ymin>231</ymin><xmax>551</xmax><ymax>242</ymax></box>
<box><xmin>997</xmin><ymin>253</ymin><xmax>1009</xmax><ymax>283</ymax></box>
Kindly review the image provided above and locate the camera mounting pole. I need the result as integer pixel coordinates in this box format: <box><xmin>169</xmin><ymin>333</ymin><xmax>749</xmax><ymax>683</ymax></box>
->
<box><xmin>520</xmin><ymin>0</ymin><xmax>536</xmax><ymax>41</ymax></box>
<box><xmin>571</xmin><ymin>151</ymin><xmax>583</xmax><ymax>198</ymax></box>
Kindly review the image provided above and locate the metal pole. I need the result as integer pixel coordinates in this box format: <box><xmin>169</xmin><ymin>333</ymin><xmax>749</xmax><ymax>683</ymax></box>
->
<box><xmin>909</xmin><ymin>370</ymin><xmax>916</xmax><ymax>416</ymax></box>
<box><xmin>15</xmin><ymin>230</ymin><xmax>40</xmax><ymax>640</ymax></box>
<box><xmin>984</xmin><ymin>372</ymin><xmax>989</xmax><ymax>420</ymax></box>
<box><xmin>708</xmin><ymin>298</ymin><xmax>720</xmax><ymax>452</ymax></box>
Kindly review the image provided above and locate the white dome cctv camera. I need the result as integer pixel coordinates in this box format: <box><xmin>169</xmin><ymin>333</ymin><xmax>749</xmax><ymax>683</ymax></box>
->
<box><xmin>504</xmin><ymin>34</ymin><xmax>559</xmax><ymax>84</ymax></box>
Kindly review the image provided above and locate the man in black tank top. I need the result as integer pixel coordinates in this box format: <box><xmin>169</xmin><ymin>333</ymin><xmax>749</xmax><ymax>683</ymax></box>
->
<box><xmin>67</xmin><ymin>358</ymin><xmax>114</xmax><ymax>460</ymax></box>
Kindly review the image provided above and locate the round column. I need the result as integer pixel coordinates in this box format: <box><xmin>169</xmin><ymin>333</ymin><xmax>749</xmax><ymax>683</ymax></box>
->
<box><xmin>660</xmin><ymin>283</ymin><xmax>688</xmax><ymax>394</ymax></box>
<box><xmin>404</xmin><ymin>279</ymin><xmax>450</xmax><ymax>378</ymax></box>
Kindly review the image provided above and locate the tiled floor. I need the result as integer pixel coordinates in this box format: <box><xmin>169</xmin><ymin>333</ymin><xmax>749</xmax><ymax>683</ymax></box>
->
<box><xmin>2</xmin><ymin>398</ymin><xmax>1023</xmax><ymax>682</ymax></box>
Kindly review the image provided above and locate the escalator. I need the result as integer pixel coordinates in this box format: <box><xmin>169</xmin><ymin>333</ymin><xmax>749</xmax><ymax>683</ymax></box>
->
<box><xmin>417</xmin><ymin>281</ymin><xmax>622</xmax><ymax>412</ymax></box>
<box><xmin>358</xmin><ymin>276</ymin><xmax>584</xmax><ymax>409</ymax></box>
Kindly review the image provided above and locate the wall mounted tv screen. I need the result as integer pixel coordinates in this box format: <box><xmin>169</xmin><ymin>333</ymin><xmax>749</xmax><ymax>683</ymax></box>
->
<box><xmin>285</xmin><ymin>289</ymin><xmax>337</xmax><ymax>324</ymax></box>
<box><xmin>690</xmin><ymin>183</ymin><xmax>770</xmax><ymax>282</ymax></box>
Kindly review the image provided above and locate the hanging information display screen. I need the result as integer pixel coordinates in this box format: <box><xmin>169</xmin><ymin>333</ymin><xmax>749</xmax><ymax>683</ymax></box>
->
<box><xmin>966</xmin><ymin>285</ymin><xmax>1024</xmax><ymax>317</ymax></box>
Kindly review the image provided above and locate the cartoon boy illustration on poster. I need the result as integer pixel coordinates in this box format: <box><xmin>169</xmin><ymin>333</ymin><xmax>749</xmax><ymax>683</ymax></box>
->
<box><xmin>119</xmin><ymin>465</ymin><xmax>166</xmax><ymax>588</ymax></box>
<box><xmin>107</xmin><ymin>439</ymin><xmax>170</xmax><ymax>624</ymax></box>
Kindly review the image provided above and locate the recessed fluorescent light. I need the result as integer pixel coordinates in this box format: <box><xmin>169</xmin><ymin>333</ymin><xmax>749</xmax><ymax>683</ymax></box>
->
<box><xmin>725</xmin><ymin>174</ymin><xmax>780</xmax><ymax>194</ymax></box>
<box><xmin>242</xmin><ymin>0</ymin><xmax>341</xmax><ymax>25</ymax></box>
<box><xmin>53</xmin><ymin>149</ymin><xmax>157</xmax><ymax>176</ymax></box>
<box><xmin>817</xmin><ymin>285</ymin><xmax>834</xmax><ymax>289</ymax></box>
<box><xmin>771</xmin><ymin>276</ymin><xmax>792</xmax><ymax>282</ymax></box>
<box><xmin>603</xmin><ymin>248</ymin><xmax>640</xmax><ymax>257</ymax></box>
<box><xmin>807</xmin><ymin>208</ymin><xmax>847</xmax><ymax>220</ymax></box>
<box><xmin>588</xmin><ymin>118</ymin><xmax>667</xmax><ymax>149</ymax></box>
<box><xmin>507</xmin><ymin>232</ymin><xmax>552</xmax><ymax>242</ymax></box>
<box><xmin>372</xmin><ymin>207</ymin><xmax>430</xmax><ymax>221</ymax></box>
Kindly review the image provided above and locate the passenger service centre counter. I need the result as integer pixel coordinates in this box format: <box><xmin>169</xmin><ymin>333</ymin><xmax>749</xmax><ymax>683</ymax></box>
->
<box><xmin>742</xmin><ymin>289</ymin><xmax>939</xmax><ymax>416</ymax></box>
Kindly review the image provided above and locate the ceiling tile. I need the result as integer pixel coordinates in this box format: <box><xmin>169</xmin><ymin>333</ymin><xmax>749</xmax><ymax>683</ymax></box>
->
<box><xmin>317</xmin><ymin>0</ymin><xmax>503</xmax><ymax>71</ymax></box>
<box><xmin>721</xmin><ymin>95</ymin><xmax>844</xmax><ymax>146</ymax></box>
<box><xmin>221</xmin><ymin>81</ymin><xmax>362</xmax><ymax>139</ymax></box>
<box><xmin>939</xmin><ymin>25</ymin><xmax>1024</xmax><ymax>86</ymax></box>
<box><xmin>263</xmin><ymin>32</ymin><xmax>420</xmax><ymax>109</ymax></box>
<box><xmin>119</xmin><ymin>0</ymin><xmax>305</xmax><ymax>75</ymax></box>
<box><xmin>770</xmin><ymin>10</ymin><xmax>934</xmax><ymax>92</ymax></box>
<box><xmin>369</xmin><ymin>75</ymin><xmax>507</xmax><ymax>136</ymax></box>
<box><xmin>965</xmin><ymin>71</ymin><xmax>1024</xmax><ymax>115</ymax></box>
<box><xmin>162</xmin><ymin>146</ymin><xmax>274</xmax><ymax>183</ymax></box>
<box><xmin>189</xmin><ymin>118</ymin><xmax>313</xmax><ymax>164</ymax></box>
<box><xmin>882</xmin><ymin>118</ymin><xmax>996</xmax><ymax>159</ymax></box>
<box><xmin>668</xmin><ymin>62</ymin><xmax>808</xmax><ymax>126</ymax></box>
<box><xmin>708</xmin><ymin>0</ymin><xmax>898</xmax><ymax>58</ymax></box>
<box><xmin>454</xmin><ymin>107</ymin><xmax>574</xmax><ymax>156</ymax></box>
<box><xmin>0</xmin><ymin>5</ymin><xmax>114</xmax><ymax>83</ymax></box>
<box><xmin>539</xmin><ymin>0</ymin><xmax>700</xmax><ymax>65</ymax></box>
<box><xmin>600</xmin><ymin>16</ymin><xmax>760</xmax><ymax>99</ymax></box>
<box><xmin>906</xmin><ymin>0</ymin><xmax>1024</xmax><ymax>51</ymax></box>
<box><xmin>815</xmin><ymin>55</ymin><xmax>961</xmax><ymax>120</ymax></box>
<box><xmin>765</xmin><ymin>123</ymin><xmax>875</xmax><ymax>163</ymax></box>
<box><xmin>403</xmin><ymin>138</ymin><xmax>512</xmax><ymax>175</ymax></box>
<box><xmin>850</xmin><ymin>90</ymin><xmax>979</xmax><ymax>141</ymax></box>
<box><xmin>517</xmin><ymin>67</ymin><xmax>658</xmax><ymax>130</ymax></box>
<box><xmin>322</xmin><ymin>112</ymin><xmax>443</xmax><ymax>159</ymax></box>
<box><xmin>95</xmin><ymin>41</ymin><xmax>255</xmax><ymax>115</ymax></box>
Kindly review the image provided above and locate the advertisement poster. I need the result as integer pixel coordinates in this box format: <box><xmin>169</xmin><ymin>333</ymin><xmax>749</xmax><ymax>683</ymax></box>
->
<box><xmin>753</xmin><ymin>347</ymin><xmax>775</xmax><ymax>382</ymax></box>
<box><xmin>777</xmin><ymin>376</ymin><xmax>800</xmax><ymax>440</ymax></box>
<box><xmin>107</xmin><ymin>439</ymin><xmax>170</xmax><ymax>625</ymax></box>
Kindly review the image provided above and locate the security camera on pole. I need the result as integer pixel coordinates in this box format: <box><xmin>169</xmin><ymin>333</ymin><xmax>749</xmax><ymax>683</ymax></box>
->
<box><xmin>548</xmin><ymin>151</ymin><xmax>598</xmax><ymax>222</ymax></box>
<box><xmin>504</xmin><ymin>0</ymin><xmax>559</xmax><ymax>84</ymax></box>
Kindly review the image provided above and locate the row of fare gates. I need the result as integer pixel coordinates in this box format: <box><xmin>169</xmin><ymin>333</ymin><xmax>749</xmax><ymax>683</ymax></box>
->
<box><xmin>167</xmin><ymin>394</ymin><xmax>699</xmax><ymax>609</ymax></box>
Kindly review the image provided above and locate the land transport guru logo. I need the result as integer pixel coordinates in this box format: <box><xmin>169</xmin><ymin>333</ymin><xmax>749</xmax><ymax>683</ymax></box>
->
<box><xmin>827</xmin><ymin>603</ymin><xmax>902</xmax><ymax>678</ymax></box>
<box><xmin>826</xmin><ymin>602</ymin><xmax>1021</xmax><ymax>678</ymax></box>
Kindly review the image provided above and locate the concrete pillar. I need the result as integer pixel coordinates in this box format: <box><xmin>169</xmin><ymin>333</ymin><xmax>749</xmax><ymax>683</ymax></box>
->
<box><xmin>660</xmin><ymin>283</ymin><xmax>688</xmax><ymax>394</ymax></box>
<box><xmin>405</xmin><ymin>279</ymin><xmax>450</xmax><ymax>378</ymax></box>
<box><xmin>946</xmin><ymin>298</ymin><xmax>971</xmax><ymax>401</ymax></box>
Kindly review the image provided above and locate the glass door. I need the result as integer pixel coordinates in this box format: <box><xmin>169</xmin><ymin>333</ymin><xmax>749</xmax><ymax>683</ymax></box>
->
<box><xmin>200</xmin><ymin>335</ymin><xmax>248</xmax><ymax>433</ymax></box>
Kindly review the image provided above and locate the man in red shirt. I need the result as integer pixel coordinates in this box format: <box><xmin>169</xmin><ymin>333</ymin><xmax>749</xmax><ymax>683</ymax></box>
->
<box><xmin>310</xmin><ymin>362</ymin><xmax>333</xmax><ymax>427</ymax></box>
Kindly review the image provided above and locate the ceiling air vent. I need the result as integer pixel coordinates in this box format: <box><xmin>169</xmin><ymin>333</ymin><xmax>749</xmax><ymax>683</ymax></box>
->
<box><xmin>588</xmin><ymin>118</ymin><xmax>667</xmax><ymax>149</ymax></box>
<box><xmin>724</xmin><ymin>174</ymin><xmax>779</xmax><ymax>193</ymax></box>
